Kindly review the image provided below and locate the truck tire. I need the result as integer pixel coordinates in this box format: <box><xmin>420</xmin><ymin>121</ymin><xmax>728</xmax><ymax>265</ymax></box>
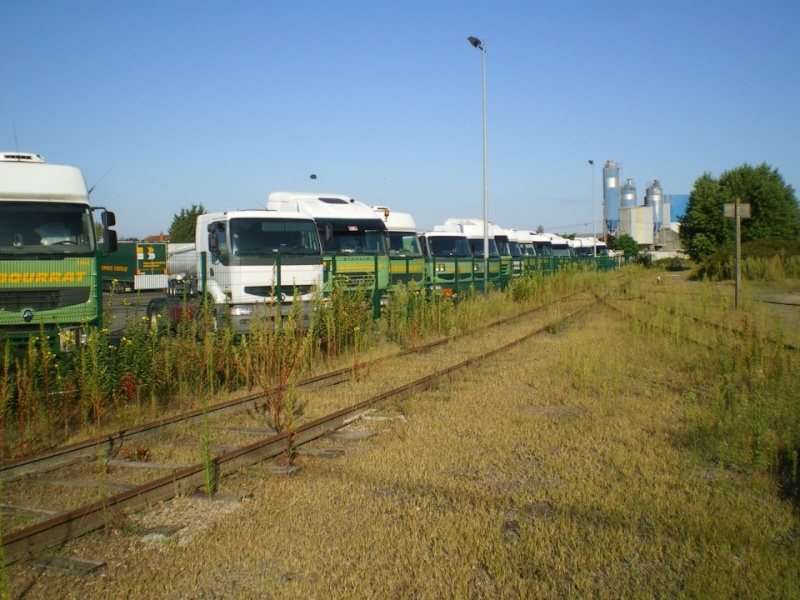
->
<box><xmin>146</xmin><ymin>298</ymin><xmax>169</xmax><ymax>333</ymax></box>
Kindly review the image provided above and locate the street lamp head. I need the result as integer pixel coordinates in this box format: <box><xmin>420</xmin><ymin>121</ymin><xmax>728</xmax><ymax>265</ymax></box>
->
<box><xmin>467</xmin><ymin>36</ymin><xmax>484</xmax><ymax>51</ymax></box>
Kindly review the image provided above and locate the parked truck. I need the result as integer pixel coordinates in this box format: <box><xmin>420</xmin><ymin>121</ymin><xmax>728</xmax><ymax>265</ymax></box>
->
<box><xmin>101</xmin><ymin>241</ymin><xmax>168</xmax><ymax>293</ymax></box>
<box><xmin>434</xmin><ymin>218</ymin><xmax>506</xmax><ymax>290</ymax></box>
<box><xmin>267</xmin><ymin>192</ymin><xmax>390</xmax><ymax>314</ymax></box>
<box><xmin>0</xmin><ymin>152</ymin><xmax>117</xmax><ymax>351</ymax></box>
<box><xmin>371</xmin><ymin>205</ymin><xmax>424</xmax><ymax>289</ymax></box>
<box><xmin>146</xmin><ymin>209</ymin><xmax>324</xmax><ymax>332</ymax></box>
<box><xmin>418</xmin><ymin>230</ymin><xmax>475</xmax><ymax>296</ymax></box>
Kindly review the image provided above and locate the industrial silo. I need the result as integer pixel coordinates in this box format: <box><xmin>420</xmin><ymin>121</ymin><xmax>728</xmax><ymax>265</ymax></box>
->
<box><xmin>645</xmin><ymin>179</ymin><xmax>664</xmax><ymax>233</ymax></box>
<box><xmin>620</xmin><ymin>179</ymin><xmax>637</xmax><ymax>209</ymax></box>
<box><xmin>602</xmin><ymin>160</ymin><xmax>620</xmax><ymax>234</ymax></box>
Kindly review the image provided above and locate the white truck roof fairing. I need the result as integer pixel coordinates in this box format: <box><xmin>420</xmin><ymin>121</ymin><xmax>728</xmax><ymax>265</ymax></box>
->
<box><xmin>371</xmin><ymin>206</ymin><xmax>417</xmax><ymax>232</ymax></box>
<box><xmin>530</xmin><ymin>233</ymin><xmax>552</xmax><ymax>244</ymax></box>
<box><xmin>487</xmin><ymin>223</ymin><xmax>503</xmax><ymax>235</ymax></box>
<box><xmin>543</xmin><ymin>232</ymin><xmax>569</xmax><ymax>245</ymax></box>
<box><xmin>0</xmin><ymin>152</ymin><xmax>89</xmax><ymax>203</ymax></box>
<box><xmin>436</xmin><ymin>218</ymin><xmax>490</xmax><ymax>238</ymax></box>
<box><xmin>420</xmin><ymin>230</ymin><xmax>468</xmax><ymax>239</ymax></box>
<box><xmin>267</xmin><ymin>191</ymin><xmax>376</xmax><ymax>219</ymax></box>
<box><xmin>570</xmin><ymin>237</ymin><xmax>606</xmax><ymax>248</ymax></box>
<box><xmin>514</xmin><ymin>229</ymin><xmax>533</xmax><ymax>244</ymax></box>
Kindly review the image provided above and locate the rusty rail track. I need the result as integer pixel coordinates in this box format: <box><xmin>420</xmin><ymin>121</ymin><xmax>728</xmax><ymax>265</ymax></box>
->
<box><xmin>2</xmin><ymin>295</ymin><xmax>597</xmax><ymax>565</ymax></box>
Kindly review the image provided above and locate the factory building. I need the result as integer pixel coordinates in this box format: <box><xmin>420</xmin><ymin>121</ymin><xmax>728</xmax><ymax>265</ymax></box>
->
<box><xmin>602</xmin><ymin>161</ymin><xmax>687</xmax><ymax>251</ymax></box>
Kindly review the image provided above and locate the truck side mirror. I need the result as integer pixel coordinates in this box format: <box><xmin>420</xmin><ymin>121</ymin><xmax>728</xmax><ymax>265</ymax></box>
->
<box><xmin>208</xmin><ymin>231</ymin><xmax>219</xmax><ymax>254</ymax></box>
<box><xmin>324</xmin><ymin>223</ymin><xmax>333</xmax><ymax>242</ymax></box>
<box><xmin>94</xmin><ymin>209</ymin><xmax>117</xmax><ymax>252</ymax></box>
<box><xmin>105</xmin><ymin>228</ymin><xmax>118</xmax><ymax>253</ymax></box>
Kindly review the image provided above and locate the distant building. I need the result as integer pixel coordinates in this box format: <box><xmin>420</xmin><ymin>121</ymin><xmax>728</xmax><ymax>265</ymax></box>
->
<box><xmin>143</xmin><ymin>232</ymin><xmax>169</xmax><ymax>243</ymax></box>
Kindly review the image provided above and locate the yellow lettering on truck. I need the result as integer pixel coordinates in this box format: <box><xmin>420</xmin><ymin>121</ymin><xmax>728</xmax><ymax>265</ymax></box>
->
<box><xmin>0</xmin><ymin>271</ymin><xmax>89</xmax><ymax>284</ymax></box>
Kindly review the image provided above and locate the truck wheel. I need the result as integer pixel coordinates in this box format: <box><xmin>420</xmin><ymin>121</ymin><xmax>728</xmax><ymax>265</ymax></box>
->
<box><xmin>146</xmin><ymin>299</ymin><xmax>168</xmax><ymax>334</ymax></box>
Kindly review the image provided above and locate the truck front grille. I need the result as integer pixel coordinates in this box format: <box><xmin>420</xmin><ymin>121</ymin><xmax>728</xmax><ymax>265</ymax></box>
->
<box><xmin>244</xmin><ymin>285</ymin><xmax>315</xmax><ymax>298</ymax></box>
<box><xmin>0</xmin><ymin>288</ymin><xmax>91</xmax><ymax>312</ymax></box>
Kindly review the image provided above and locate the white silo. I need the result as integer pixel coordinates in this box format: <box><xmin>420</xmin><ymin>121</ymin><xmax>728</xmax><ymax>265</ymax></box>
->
<box><xmin>645</xmin><ymin>179</ymin><xmax>664</xmax><ymax>233</ymax></box>
<box><xmin>603</xmin><ymin>160</ymin><xmax>620</xmax><ymax>234</ymax></box>
<box><xmin>620</xmin><ymin>179</ymin><xmax>637</xmax><ymax>209</ymax></box>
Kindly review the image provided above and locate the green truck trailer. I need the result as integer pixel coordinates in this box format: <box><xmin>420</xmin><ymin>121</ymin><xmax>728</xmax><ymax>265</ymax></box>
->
<box><xmin>101</xmin><ymin>242</ymin><xmax>169</xmax><ymax>292</ymax></box>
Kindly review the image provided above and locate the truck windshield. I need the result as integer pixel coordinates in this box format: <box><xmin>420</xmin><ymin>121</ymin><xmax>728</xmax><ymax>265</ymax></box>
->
<box><xmin>533</xmin><ymin>243</ymin><xmax>552</xmax><ymax>257</ymax></box>
<box><xmin>468</xmin><ymin>238</ymin><xmax>500</xmax><ymax>258</ymax></box>
<box><xmin>427</xmin><ymin>236</ymin><xmax>472</xmax><ymax>258</ymax></box>
<box><xmin>230</xmin><ymin>218</ymin><xmax>320</xmax><ymax>255</ymax></box>
<box><xmin>0</xmin><ymin>202</ymin><xmax>95</xmax><ymax>254</ymax></box>
<box><xmin>387</xmin><ymin>232</ymin><xmax>422</xmax><ymax>257</ymax></box>
<box><xmin>321</xmin><ymin>220</ymin><xmax>387</xmax><ymax>255</ymax></box>
<box><xmin>551</xmin><ymin>244</ymin><xmax>572</xmax><ymax>258</ymax></box>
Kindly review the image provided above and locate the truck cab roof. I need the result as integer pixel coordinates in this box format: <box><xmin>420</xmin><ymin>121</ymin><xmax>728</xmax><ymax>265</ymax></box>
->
<box><xmin>267</xmin><ymin>191</ymin><xmax>377</xmax><ymax>219</ymax></box>
<box><xmin>0</xmin><ymin>152</ymin><xmax>89</xmax><ymax>203</ymax></box>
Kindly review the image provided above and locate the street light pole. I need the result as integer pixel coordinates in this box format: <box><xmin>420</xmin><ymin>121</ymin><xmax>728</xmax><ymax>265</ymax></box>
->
<box><xmin>468</xmin><ymin>35</ymin><xmax>488</xmax><ymax>292</ymax></box>
<box><xmin>589</xmin><ymin>160</ymin><xmax>596</xmax><ymax>257</ymax></box>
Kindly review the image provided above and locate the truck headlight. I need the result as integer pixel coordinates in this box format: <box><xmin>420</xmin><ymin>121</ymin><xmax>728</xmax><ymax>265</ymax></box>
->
<box><xmin>229</xmin><ymin>305</ymin><xmax>253</xmax><ymax>317</ymax></box>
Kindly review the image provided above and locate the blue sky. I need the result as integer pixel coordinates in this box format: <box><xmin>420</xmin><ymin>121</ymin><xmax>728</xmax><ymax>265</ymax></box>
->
<box><xmin>2</xmin><ymin>1</ymin><xmax>798</xmax><ymax>238</ymax></box>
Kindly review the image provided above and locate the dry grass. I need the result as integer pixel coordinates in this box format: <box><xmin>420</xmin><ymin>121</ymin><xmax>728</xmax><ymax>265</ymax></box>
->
<box><xmin>5</xmin><ymin>271</ymin><xmax>800</xmax><ymax>599</ymax></box>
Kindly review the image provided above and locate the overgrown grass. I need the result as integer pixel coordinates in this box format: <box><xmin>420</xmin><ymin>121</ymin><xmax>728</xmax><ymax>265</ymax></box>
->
<box><xmin>617</xmin><ymin>268</ymin><xmax>800</xmax><ymax>504</ymax></box>
<box><xmin>1</xmin><ymin>272</ymin><xmax>589</xmax><ymax>459</ymax></box>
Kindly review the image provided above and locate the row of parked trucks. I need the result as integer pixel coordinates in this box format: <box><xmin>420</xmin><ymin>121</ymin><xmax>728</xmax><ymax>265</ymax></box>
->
<box><xmin>1</xmin><ymin>153</ymin><xmax>617</xmax><ymax>349</ymax></box>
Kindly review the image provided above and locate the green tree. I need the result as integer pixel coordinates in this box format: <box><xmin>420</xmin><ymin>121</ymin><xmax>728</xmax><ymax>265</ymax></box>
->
<box><xmin>679</xmin><ymin>164</ymin><xmax>800</xmax><ymax>262</ymax></box>
<box><xmin>169</xmin><ymin>204</ymin><xmax>206</xmax><ymax>243</ymax></box>
<box><xmin>611</xmin><ymin>234</ymin><xmax>639</xmax><ymax>257</ymax></box>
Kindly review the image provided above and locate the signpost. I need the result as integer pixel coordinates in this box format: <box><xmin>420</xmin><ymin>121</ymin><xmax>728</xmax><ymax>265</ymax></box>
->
<box><xmin>723</xmin><ymin>198</ymin><xmax>751</xmax><ymax>309</ymax></box>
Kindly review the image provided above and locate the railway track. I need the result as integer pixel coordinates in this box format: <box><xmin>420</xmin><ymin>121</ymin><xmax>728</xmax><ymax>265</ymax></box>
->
<box><xmin>1</xmin><ymin>289</ymin><xmax>600</xmax><ymax>566</ymax></box>
<box><xmin>601</xmin><ymin>290</ymin><xmax>800</xmax><ymax>353</ymax></box>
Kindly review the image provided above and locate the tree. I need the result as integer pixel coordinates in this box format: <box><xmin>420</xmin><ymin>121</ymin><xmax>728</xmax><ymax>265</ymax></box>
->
<box><xmin>611</xmin><ymin>234</ymin><xmax>639</xmax><ymax>257</ymax></box>
<box><xmin>679</xmin><ymin>164</ymin><xmax>800</xmax><ymax>262</ymax></box>
<box><xmin>169</xmin><ymin>204</ymin><xmax>206</xmax><ymax>243</ymax></box>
